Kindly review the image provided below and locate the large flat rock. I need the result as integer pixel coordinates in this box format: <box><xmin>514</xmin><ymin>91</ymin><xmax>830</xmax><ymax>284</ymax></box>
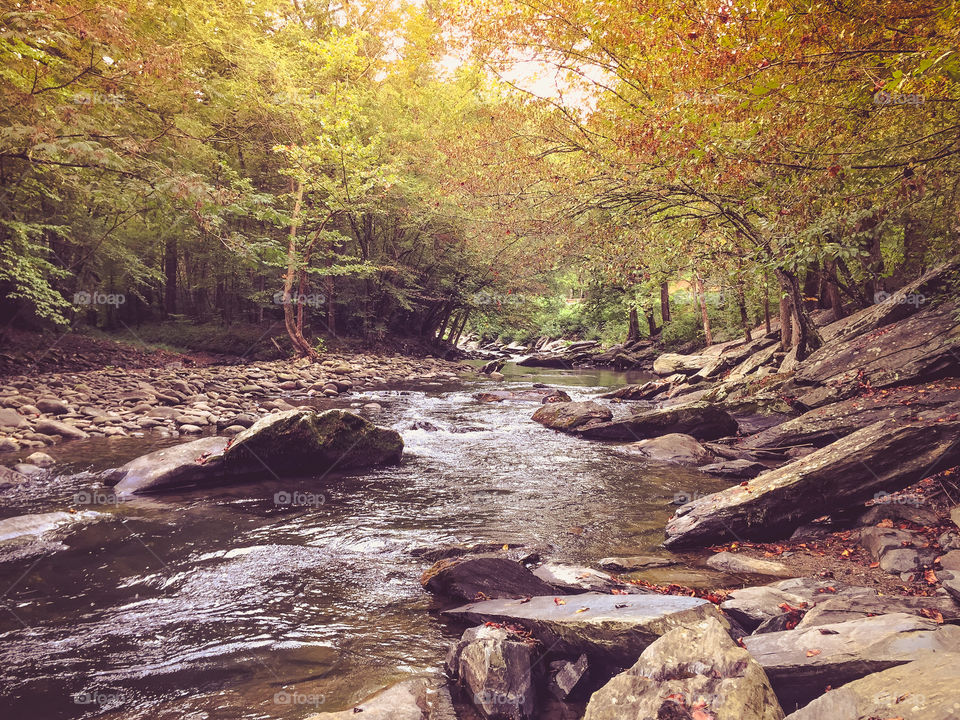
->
<box><xmin>793</xmin><ymin>299</ymin><xmax>960</xmax><ymax>408</ymax></box>
<box><xmin>444</xmin><ymin>592</ymin><xmax>725</xmax><ymax>667</ymax></box>
<box><xmin>664</xmin><ymin>416</ymin><xmax>960</xmax><ymax>547</ymax></box>
<box><xmin>108</xmin><ymin>409</ymin><xmax>403</xmax><ymax>495</ymax></box>
<box><xmin>571</xmin><ymin>401</ymin><xmax>739</xmax><ymax>441</ymax></box>
<box><xmin>742</xmin><ymin>613</ymin><xmax>960</xmax><ymax>708</ymax></box>
<box><xmin>783</xmin><ymin>652</ymin><xmax>960</xmax><ymax>719</ymax></box>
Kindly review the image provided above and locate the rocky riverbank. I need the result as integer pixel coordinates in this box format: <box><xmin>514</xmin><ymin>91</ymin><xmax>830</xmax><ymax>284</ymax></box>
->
<box><xmin>0</xmin><ymin>352</ymin><xmax>472</xmax><ymax>477</ymax></box>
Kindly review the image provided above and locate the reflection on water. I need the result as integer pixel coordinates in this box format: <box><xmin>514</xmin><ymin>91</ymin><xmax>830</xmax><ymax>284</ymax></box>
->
<box><xmin>0</xmin><ymin>366</ymin><xmax>732</xmax><ymax>719</ymax></box>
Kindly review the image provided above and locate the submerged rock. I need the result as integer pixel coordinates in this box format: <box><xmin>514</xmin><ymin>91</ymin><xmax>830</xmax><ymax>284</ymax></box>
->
<box><xmin>706</xmin><ymin>551</ymin><xmax>793</xmax><ymax>578</ymax></box>
<box><xmin>305</xmin><ymin>677</ymin><xmax>454</xmax><ymax>719</ymax></box>
<box><xmin>583</xmin><ymin>617</ymin><xmax>784</xmax><ymax>720</ymax></box>
<box><xmin>107</xmin><ymin>409</ymin><xmax>403</xmax><ymax>495</ymax></box>
<box><xmin>0</xmin><ymin>510</ymin><xmax>103</xmax><ymax>543</ymax></box>
<box><xmin>444</xmin><ymin>592</ymin><xmax>726</xmax><ymax>667</ymax></box>
<box><xmin>555</xmin><ymin>401</ymin><xmax>738</xmax><ymax>441</ymax></box>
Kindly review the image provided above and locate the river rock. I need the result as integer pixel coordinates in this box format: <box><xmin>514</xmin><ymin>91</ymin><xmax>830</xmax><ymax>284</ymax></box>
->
<box><xmin>573</xmin><ymin>401</ymin><xmax>739</xmax><ymax>441</ymax></box>
<box><xmin>624</xmin><ymin>433</ymin><xmax>714</xmax><ymax>464</ymax></box>
<box><xmin>0</xmin><ymin>408</ymin><xmax>29</xmax><ymax>429</ymax></box>
<box><xmin>706</xmin><ymin>552</ymin><xmax>793</xmax><ymax>577</ymax></box>
<box><xmin>531</xmin><ymin>563</ymin><xmax>628</xmax><ymax>594</ymax></box>
<box><xmin>859</xmin><ymin>526</ymin><xmax>914</xmax><ymax>560</ymax></box>
<box><xmin>794</xmin><ymin>594</ymin><xmax>960</xmax><ymax>629</ymax></box>
<box><xmin>530</xmin><ymin>400</ymin><xmax>612</xmax><ymax>431</ymax></box>
<box><xmin>792</xmin><ymin>299</ymin><xmax>960</xmax><ymax>408</ymax></box>
<box><xmin>741</xmin><ymin>381</ymin><xmax>960</xmax><ymax>450</ymax></box>
<box><xmin>36</xmin><ymin>397</ymin><xmax>70</xmax><ymax>414</ymax></box>
<box><xmin>305</xmin><ymin>677</ymin><xmax>453</xmax><ymax>719</ymax></box>
<box><xmin>719</xmin><ymin>579</ymin><xmax>874</xmax><ymax>632</ymax></box>
<box><xmin>548</xmin><ymin>654</ymin><xmax>588</xmax><ymax>700</ymax></box>
<box><xmin>597</xmin><ymin>555</ymin><xmax>678</xmax><ymax>571</ymax></box>
<box><xmin>700</xmin><ymin>459</ymin><xmax>769</xmax><ymax>478</ymax></box>
<box><xmin>741</xmin><ymin>612</ymin><xmax>960</xmax><ymax>708</ymax></box>
<box><xmin>653</xmin><ymin>353</ymin><xmax>715</xmax><ymax>375</ymax></box>
<box><xmin>446</xmin><ymin>625</ymin><xmax>537</xmax><ymax>720</ymax></box>
<box><xmin>24</xmin><ymin>451</ymin><xmax>55</xmax><ymax>468</ymax></box>
<box><xmin>599</xmin><ymin>382</ymin><xmax>666</xmax><ymax>401</ymax></box>
<box><xmin>0</xmin><ymin>464</ymin><xmax>30</xmax><ymax>487</ymax></box>
<box><xmin>782</xmin><ymin>652</ymin><xmax>960</xmax><ymax>720</ymax></box>
<box><xmin>583</xmin><ymin>617</ymin><xmax>784</xmax><ymax>720</ymax></box>
<box><xmin>108</xmin><ymin>409</ymin><xmax>403</xmax><ymax>495</ymax></box>
<box><xmin>0</xmin><ymin>437</ymin><xmax>19</xmax><ymax>452</ymax></box>
<box><xmin>0</xmin><ymin>510</ymin><xmax>102</xmax><ymax>543</ymax></box>
<box><xmin>421</xmin><ymin>555</ymin><xmax>557</xmax><ymax>602</ymax></box>
<box><xmin>664</xmin><ymin>416</ymin><xmax>960</xmax><ymax>547</ymax></box>
<box><xmin>444</xmin><ymin>592</ymin><xmax>727</xmax><ymax>667</ymax></box>
<box><xmin>34</xmin><ymin>418</ymin><xmax>89</xmax><ymax>440</ymax></box>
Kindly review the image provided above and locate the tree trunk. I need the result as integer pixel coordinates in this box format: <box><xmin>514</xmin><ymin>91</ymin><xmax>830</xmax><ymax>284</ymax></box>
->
<box><xmin>660</xmin><ymin>281</ymin><xmax>671</xmax><ymax>323</ymax></box>
<box><xmin>763</xmin><ymin>278</ymin><xmax>771</xmax><ymax>334</ymax></box>
<box><xmin>164</xmin><ymin>235</ymin><xmax>178</xmax><ymax>316</ymax></box>
<box><xmin>451</xmin><ymin>309</ymin><xmax>470</xmax><ymax>346</ymax></box>
<box><xmin>627</xmin><ymin>306</ymin><xmax>641</xmax><ymax>343</ymax></box>
<box><xmin>694</xmin><ymin>274</ymin><xmax>712</xmax><ymax>346</ymax></box>
<box><xmin>775</xmin><ymin>268</ymin><xmax>822</xmax><ymax>359</ymax></box>
<box><xmin>823</xmin><ymin>259</ymin><xmax>845</xmax><ymax>321</ymax></box>
<box><xmin>282</xmin><ymin>179</ymin><xmax>316</xmax><ymax>359</ymax></box>
<box><xmin>779</xmin><ymin>293</ymin><xmax>793</xmax><ymax>351</ymax></box>
<box><xmin>736</xmin><ymin>280</ymin><xmax>752</xmax><ymax>342</ymax></box>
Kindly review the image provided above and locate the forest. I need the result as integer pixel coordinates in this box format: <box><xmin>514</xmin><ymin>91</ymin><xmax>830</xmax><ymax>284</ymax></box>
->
<box><xmin>2</xmin><ymin>0</ymin><xmax>957</xmax><ymax>358</ymax></box>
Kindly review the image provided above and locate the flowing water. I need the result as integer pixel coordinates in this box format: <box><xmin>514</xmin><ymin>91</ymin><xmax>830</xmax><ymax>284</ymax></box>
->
<box><xmin>0</xmin><ymin>365</ymin><xmax>734</xmax><ymax>720</ymax></box>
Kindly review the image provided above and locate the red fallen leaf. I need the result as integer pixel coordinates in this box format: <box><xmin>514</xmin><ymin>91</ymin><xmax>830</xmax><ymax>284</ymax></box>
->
<box><xmin>817</xmin><ymin>586</ymin><xmax>838</xmax><ymax>594</ymax></box>
<box><xmin>806</xmin><ymin>649</ymin><xmax>822</xmax><ymax>657</ymax></box>
<box><xmin>919</xmin><ymin>607</ymin><xmax>944</xmax><ymax>623</ymax></box>
<box><xmin>554</xmin><ymin>598</ymin><xmax>566</xmax><ymax>605</ymax></box>
<box><xmin>735</xmin><ymin>637</ymin><xmax>747</xmax><ymax>648</ymax></box>
<box><xmin>610</xmin><ymin>588</ymin><xmax>628</xmax><ymax>595</ymax></box>
<box><xmin>925</xmin><ymin>569</ymin><xmax>938</xmax><ymax>584</ymax></box>
<box><xmin>518</xmin><ymin>596</ymin><xmax>532</xmax><ymax>604</ymax></box>
<box><xmin>665</xmin><ymin>693</ymin><xmax>687</xmax><ymax>703</ymax></box>
<box><xmin>739</xmin><ymin>481</ymin><xmax>749</xmax><ymax>487</ymax></box>
<box><xmin>870</xmin><ymin>562</ymin><xmax>880</xmax><ymax>568</ymax></box>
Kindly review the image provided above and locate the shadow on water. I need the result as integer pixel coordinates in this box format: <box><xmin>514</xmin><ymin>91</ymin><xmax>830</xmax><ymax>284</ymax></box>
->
<box><xmin>0</xmin><ymin>365</ymin><xmax>733</xmax><ymax>719</ymax></box>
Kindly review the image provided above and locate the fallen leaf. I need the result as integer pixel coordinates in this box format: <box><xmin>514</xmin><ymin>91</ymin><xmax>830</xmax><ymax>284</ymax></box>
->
<box><xmin>553</xmin><ymin>598</ymin><xmax>566</xmax><ymax>605</ymax></box>
<box><xmin>924</xmin><ymin>569</ymin><xmax>938</xmax><ymax>584</ymax></box>
<box><xmin>574</xmin><ymin>607</ymin><xmax>589</xmax><ymax>614</ymax></box>
<box><xmin>806</xmin><ymin>649</ymin><xmax>822</xmax><ymax>657</ymax></box>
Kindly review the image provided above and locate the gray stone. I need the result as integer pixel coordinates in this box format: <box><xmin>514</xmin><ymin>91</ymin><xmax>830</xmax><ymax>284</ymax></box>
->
<box><xmin>706</xmin><ymin>552</ymin><xmax>793</xmax><ymax>577</ymax></box>
<box><xmin>597</xmin><ymin>555</ymin><xmax>678</xmax><ymax>571</ymax></box>
<box><xmin>664</xmin><ymin>417</ymin><xmax>960</xmax><ymax>547</ymax></box>
<box><xmin>742</xmin><ymin>612</ymin><xmax>960</xmax><ymax>708</ymax></box>
<box><xmin>548</xmin><ymin>654</ymin><xmax>588</xmax><ymax>700</ymax></box>
<box><xmin>794</xmin><ymin>594</ymin><xmax>960</xmax><ymax>629</ymax></box>
<box><xmin>859</xmin><ymin>526</ymin><xmax>914</xmax><ymax>560</ymax></box>
<box><xmin>720</xmin><ymin>579</ymin><xmax>876</xmax><ymax>632</ymax></box>
<box><xmin>783</xmin><ymin>652</ymin><xmax>960</xmax><ymax>720</ymax></box>
<box><xmin>939</xmin><ymin>549</ymin><xmax>960</xmax><ymax>571</ymax></box>
<box><xmin>624</xmin><ymin>433</ymin><xmax>714</xmax><ymax>464</ymax></box>
<box><xmin>34</xmin><ymin>418</ymin><xmax>89</xmax><ymax>440</ymax></box>
<box><xmin>0</xmin><ymin>408</ymin><xmax>29</xmax><ymax>429</ymax></box>
<box><xmin>24</xmin><ymin>451</ymin><xmax>55</xmax><ymax>468</ymax></box>
<box><xmin>879</xmin><ymin>547</ymin><xmax>921</xmax><ymax>574</ymax></box>
<box><xmin>858</xmin><ymin>501</ymin><xmax>939</xmax><ymax>527</ymax></box>
<box><xmin>653</xmin><ymin>353</ymin><xmax>716</xmax><ymax>375</ymax></box>
<box><xmin>446</xmin><ymin>625</ymin><xmax>536</xmax><ymax>720</ymax></box>
<box><xmin>36</xmin><ymin>397</ymin><xmax>70</xmax><ymax>414</ymax></box>
<box><xmin>421</xmin><ymin>555</ymin><xmax>557</xmax><ymax>602</ymax></box>
<box><xmin>530</xmin><ymin>401</ymin><xmax>612</xmax><ymax>431</ymax></box>
<box><xmin>304</xmin><ymin>677</ymin><xmax>451</xmax><ymax>719</ymax></box>
<box><xmin>574</xmin><ymin>401</ymin><xmax>739</xmax><ymax>441</ymax></box>
<box><xmin>700</xmin><ymin>459</ymin><xmax>769</xmax><ymax>478</ymax></box>
<box><xmin>531</xmin><ymin>563</ymin><xmax>628</xmax><ymax>594</ymax></box>
<box><xmin>583</xmin><ymin>617</ymin><xmax>784</xmax><ymax>720</ymax></box>
<box><xmin>444</xmin><ymin>592</ymin><xmax>726</xmax><ymax>667</ymax></box>
<box><xmin>108</xmin><ymin>410</ymin><xmax>403</xmax><ymax>495</ymax></box>
<box><xmin>0</xmin><ymin>437</ymin><xmax>19</xmax><ymax>452</ymax></box>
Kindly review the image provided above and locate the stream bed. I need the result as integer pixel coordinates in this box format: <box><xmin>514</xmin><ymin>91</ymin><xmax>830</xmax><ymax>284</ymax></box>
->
<box><xmin>0</xmin><ymin>365</ymin><xmax>734</xmax><ymax>719</ymax></box>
